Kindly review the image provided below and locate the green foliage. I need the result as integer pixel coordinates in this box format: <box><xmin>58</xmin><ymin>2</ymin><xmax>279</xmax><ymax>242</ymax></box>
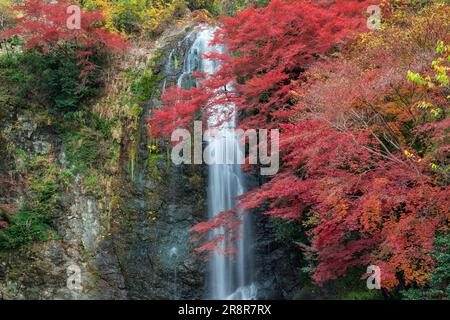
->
<box><xmin>0</xmin><ymin>208</ymin><xmax>53</xmax><ymax>249</ymax></box>
<box><xmin>120</xmin><ymin>52</ymin><xmax>164</xmax><ymax>180</ymax></box>
<box><xmin>92</xmin><ymin>112</ymin><xmax>114</xmax><ymax>137</ymax></box>
<box><xmin>82</xmin><ymin>173</ymin><xmax>104</xmax><ymax>197</ymax></box>
<box><xmin>0</xmin><ymin>49</ymin><xmax>103</xmax><ymax>112</ymax></box>
<box><xmin>402</xmin><ymin>234</ymin><xmax>450</xmax><ymax>300</ymax></box>
<box><xmin>295</xmin><ymin>266</ymin><xmax>385</xmax><ymax>300</ymax></box>
<box><xmin>274</xmin><ymin>218</ymin><xmax>306</xmax><ymax>245</ymax></box>
<box><xmin>0</xmin><ymin>156</ymin><xmax>61</xmax><ymax>249</ymax></box>
<box><xmin>57</xmin><ymin>107</ymin><xmax>119</xmax><ymax>179</ymax></box>
<box><xmin>81</xmin><ymin>0</ymin><xmax>269</xmax><ymax>38</ymax></box>
<box><xmin>331</xmin><ymin>269</ymin><xmax>384</xmax><ymax>300</ymax></box>
<box><xmin>131</xmin><ymin>69</ymin><xmax>161</xmax><ymax>101</ymax></box>
<box><xmin>187</xmin><ymin>0</ymin><xmax>221</xmax><ymax>14</ymax></box>
<box><xmin>188</xmin><ymin>0</ymin><xmax>269</xmax><ymax>15</ymax></box>
<box><xmin>342</xmin><ymin>289</ymin><xmax>384</xmax><ymax>300</ymax></box>
<box><xmin>64</xmin><ymin>128</ymin><xmax>105</xmax><ymax>174</ymax></box>
<box><xmin>130</xmin><ymin>50</ymin><xmax>164</xmax><ymax>101</ymax></box>
<box><xmin>110</xmin><ymin>0</ymin><xmax>147</xmax><ymax>34</ymax></box>
<box><xmin>84</xmin><ymin>174</ymin><xmax>99</xmax><ymax>187</ymax></box>
<box><xmin>83</xmin><ymin>0</ymin><xmax>188</xmax><ymax>38</ymax></box>
<box><xmin>274</xmin><ymin>220</ymin><xmax>384</xmax><ymax>300</ymax></box>
<box><xmin>59</xmin><ymin>169</ymin><xmax>74</xmax><ymax>189</ymax></box>
<box><xmin>407</xmin><ymin>70</ymin><xmax>426</xmax><ymax>85</ymax></box>
<box><xmin>28</xmin><ymin>158</ymin><xmax>61</xmax><ymax>212</ymax></box>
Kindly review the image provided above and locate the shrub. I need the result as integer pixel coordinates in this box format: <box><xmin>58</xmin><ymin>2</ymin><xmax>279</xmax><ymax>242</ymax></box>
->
<box><xmin>402</xmin><ymin>234</ymin><xmax>450</xmax><ymax>300</ymax></box>
<box><xmin>0</xmin><ymin>208</ymin><xmax>52</xmax><ymax>249</ymax></box>
<box><xmin>83</xmin><ymin>0</ymin><xmax>188</xmax><ymax>38</ymax></box>
<box><xmin>64</xmin><ymin>129</ymin><xmax>104</xmax><ymax>174</ymax></box>
<box><xmin>0</xmin><ymin>48</ymin><xmax>104</xmax><ymax>111</ymax></box>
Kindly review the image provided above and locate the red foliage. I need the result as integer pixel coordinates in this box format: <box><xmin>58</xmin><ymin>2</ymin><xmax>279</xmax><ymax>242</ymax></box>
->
<box><xmin>191</xmin><ymin>209</ymin><xmax>243</xmax><ymax>257</ymax></box>
<box><xmin>0</xmin><ymin>0</ymin><xmax>126</xmax><ymax>64</ymax></box>
<box><xmin>210</xmin><ymin>0</ymin><xmax>376</xmax><ymax>128</ymax></box>
<box><xmin>149</xmin><ymin>86</ymin><xmax>212</xmax><ymax>137</ymax></box>
<box><xmin>153</xmin><ymin>0</ymin><xmax>449</xmax><ymax>291</ymax></box>
<box><xmin>235</xmin><ymin>114</ymin><xmax>449</xmax><ymax>288</ymax></box>
<box><xmin>149</xmin><ymin>0</ymin><xmax>373</xmax><ymax>135</ymax></box>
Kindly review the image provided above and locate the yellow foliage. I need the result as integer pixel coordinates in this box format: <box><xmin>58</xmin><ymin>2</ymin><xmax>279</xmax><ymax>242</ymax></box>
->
<box><xmin>83</xmin><ymin>0</ymin><xmax>188</xmax><ymax>38</ymax></box>
<box><xmin>0</xmin><ymin>0</ymin><xmax>13</xmax><ymax>30</ymax></box>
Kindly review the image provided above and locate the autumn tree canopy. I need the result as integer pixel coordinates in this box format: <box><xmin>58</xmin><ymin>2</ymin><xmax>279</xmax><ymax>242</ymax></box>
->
<box><xmin>150</xmin><ymin>0</ymin><xmax>450</xmax><ymax>292</ymax></box>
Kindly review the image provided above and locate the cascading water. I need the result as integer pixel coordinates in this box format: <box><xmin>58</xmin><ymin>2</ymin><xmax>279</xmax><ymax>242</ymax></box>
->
<box><xmin>174</xmin><ymin>26</ymin><xmax>256</xmax><ymax>300</ymax></box>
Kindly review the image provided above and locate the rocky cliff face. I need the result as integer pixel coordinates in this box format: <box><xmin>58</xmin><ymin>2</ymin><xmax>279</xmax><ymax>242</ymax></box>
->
<box><xmin>244</xmin><ymin>174</ymin><xmax>302</xmax><ymax>300</ymax></box>
<box><xmin>0</xmin><ymin>20</ymin><xmax>206</xmax><ymax>300</ymax></box>
<box><xmin>0</xmin><ymin>108</ymin><xmax>104</xmax><ymax>299</ymax></box>
<box><xmin>106</xmin><ymin>30</ymin><xmax>208</xmax><ymax>298</ymax></box>
<box><xmin>0</xmin><ymin>20</ymin><xmax>300</xmax><ymax>300</ymax></box>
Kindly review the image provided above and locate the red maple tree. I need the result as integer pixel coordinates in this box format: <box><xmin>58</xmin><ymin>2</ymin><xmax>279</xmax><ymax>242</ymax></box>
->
<box><xmin>149</xmin><ymin>0</ymin><xmax>374</xmax><ymax>135</ymax></box>
<box><xmin>0</xmin><ymin>0</ymin><xmax>127</xmax><ymax>75</ymax></box>
<box><xmin>151</xmin><ymin>0</ymin><xmax>449</xmax><ymax>291</ymax></box>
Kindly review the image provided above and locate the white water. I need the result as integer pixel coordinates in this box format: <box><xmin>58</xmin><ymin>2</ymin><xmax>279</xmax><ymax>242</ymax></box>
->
<box><xmin>173</xmin><ymin>27</ymin><xmax>256</xmax><ymax>300</ymax></box>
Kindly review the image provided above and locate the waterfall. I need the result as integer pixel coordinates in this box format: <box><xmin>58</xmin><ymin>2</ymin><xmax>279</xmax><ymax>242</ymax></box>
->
<box><xmin>173</xmin><ymin>26</ymin><xmax>256</xmax><ymax>300</ymax></box>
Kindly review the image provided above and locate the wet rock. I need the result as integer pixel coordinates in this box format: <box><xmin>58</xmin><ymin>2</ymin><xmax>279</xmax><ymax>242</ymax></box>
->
<box><xmin>17</xmin><ymin>114</ymin><xmax>37</xmax><ymax>139</ymax></box>
<box><xmin>32</xmin><ymin>140</ymin><xmax>52</xmax><ymax>155</ymax></box>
